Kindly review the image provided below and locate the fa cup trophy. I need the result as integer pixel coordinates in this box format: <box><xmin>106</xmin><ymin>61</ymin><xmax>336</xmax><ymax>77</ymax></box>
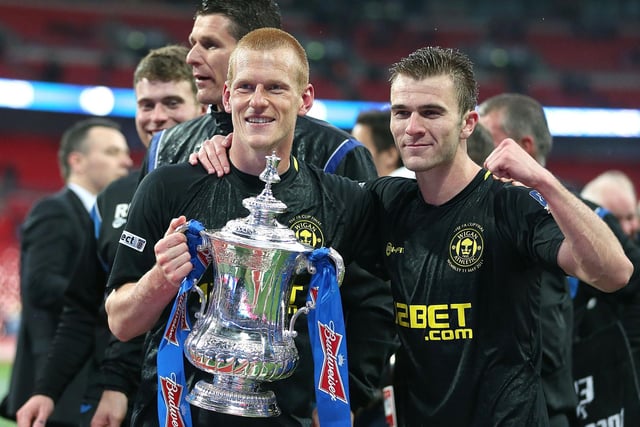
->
<box><xmin>183</xmin><ymin>153</ymin><xmax>344</xmax><ymax>417</ymax></box>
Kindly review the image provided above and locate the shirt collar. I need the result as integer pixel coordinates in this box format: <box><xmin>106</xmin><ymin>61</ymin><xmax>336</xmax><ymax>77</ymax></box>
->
<box><xmin>67</xmin><ymin>183</ymin><xmax>97</xmax><ymax>213</ymax></box>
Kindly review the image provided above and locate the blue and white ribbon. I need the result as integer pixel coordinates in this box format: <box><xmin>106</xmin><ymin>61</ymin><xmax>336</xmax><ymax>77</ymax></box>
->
<box><xmin>156</xmin><ymin>220</ymin><xmax>208</xmax><ymax>427</ymax></box>
<box><xmin>307</xmin><ymin>247</ymin><xmax>351</xmax><ymax>426</ymax></box>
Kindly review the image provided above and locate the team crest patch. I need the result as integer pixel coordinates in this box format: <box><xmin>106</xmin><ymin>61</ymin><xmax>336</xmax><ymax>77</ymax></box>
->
<box><xmin>529</xmin><ymin>190</ymin><xmax>550</xmax><ymax>212</ymax></box>
<box><xmin>289</xmin><ymin>215</ymin><xmax>324</xmax><ymax>248</ymax></box>
<box><xmin>119</xmin><ymin>230</ymin><xmax>146</xmax><ymax>252</ymax></box>
<box><xmin>448</xmin><ymin>223</ymin><xmax>484</xmax><ymax>272</ymax></box>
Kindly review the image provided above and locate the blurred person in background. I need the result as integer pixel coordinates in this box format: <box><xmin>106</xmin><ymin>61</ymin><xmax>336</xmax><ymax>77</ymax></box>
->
<box><xmin>465</xmin><ymin>122</ymin><xmax>495</xmax><ymax>167</ymax></box>
<box><xmin>0</xmin><ymin>117</ymin><xmax>132</xmax><ymax>427</ymax></box>
<box><xmin>14</xmin><ymin>45</ymin><xmax>206</xmax><ymax>427</ymax></box>
<box><xmin>581</xmin><ymin>170</ymin><xmax>639</xmax><ymax>241</ymax></box>
<box><xmin>148</xmin><ymin>0</ymin><xmax>398</xmax><ymax>423</ymax></box>
<box><xmin>580</xmin><ymin>170</ymin><xmax>640</xmax><ymax>385</ymax></box>
<box><xmin>351</xmin><ymin>109</ymin><xmax>403</xmax><ymax>177</ymax></box>
<box><xmin>478</xmin><ymin>93</ymin><xmax>578</xmax><ymax>426</ymax></box>
<box><xmin>637</xmin><ymin>200</ymin><xmax>640</xmax><ymax>243</ymax></box>
<box><xmin>478</xmin><ymin>93</ymin><xmax>640</xmax><ymax>426</ymax></box>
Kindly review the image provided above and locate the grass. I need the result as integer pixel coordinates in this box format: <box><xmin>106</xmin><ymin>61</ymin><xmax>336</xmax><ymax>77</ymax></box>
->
<box><xmin>0</xmin><ymin>362</ymin><xmax>16</xmax><ymax>427</ymax></box>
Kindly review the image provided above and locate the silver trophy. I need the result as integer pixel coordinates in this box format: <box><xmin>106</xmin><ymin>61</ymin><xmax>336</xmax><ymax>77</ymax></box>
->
<box><xmin>183</xmin><ymin>153</ymin><xmax>344</xmax><ymax>417</ymax></box>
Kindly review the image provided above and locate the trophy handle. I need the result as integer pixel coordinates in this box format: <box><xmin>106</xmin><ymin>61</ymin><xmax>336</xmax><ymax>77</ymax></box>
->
<box><xmin>327</xmin><ymin>247</ymin><xmax>345</xmax><ymax>286</ymax></box>
<box><xmin>287</xmin><ymin>303</ymin><xmax>311</xmax><ymax>339</ymax></box>
<box><xmin>286</xmin><ymin>247</ymin><xmax>345</xmax><ymax>338</ymax></box>
<box><xmin>174</xmin><ymin>221</ymin><xmax>210</xmax><ymax>325</ymax></box>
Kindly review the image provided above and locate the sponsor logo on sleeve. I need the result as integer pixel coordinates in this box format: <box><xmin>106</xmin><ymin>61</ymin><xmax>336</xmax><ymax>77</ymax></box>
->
<box><xmin>119</xmin><ymin>230</ymin><xmax>146</xmax><ymax>252</ymax></box>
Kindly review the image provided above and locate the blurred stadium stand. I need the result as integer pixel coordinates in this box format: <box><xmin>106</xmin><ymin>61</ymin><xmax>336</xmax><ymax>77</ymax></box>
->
<box><xmin>0</xmin><ymin>0</ymin><xmax>639</xmax><ymax>330</ymax></box>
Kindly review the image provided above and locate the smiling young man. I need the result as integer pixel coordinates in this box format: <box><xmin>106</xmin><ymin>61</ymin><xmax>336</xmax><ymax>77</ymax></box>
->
<box><xmin>142</xmin><ymin>1</ymin><xmax>397</xmax><ymax>420</ymax></box>
<box><xmin>105</xmin><ymin>28</ymin><xmax>383</xmax><ymax>427</ymax></box>
<box><xmin>365</xmin><ymin>46</ymin><xmax>632</xmax><ymax>426</ymax></box>
<box><xmin>134</xmin><ymin>45</ymin><xmax>207</xmax><ymax>147</ymax></box>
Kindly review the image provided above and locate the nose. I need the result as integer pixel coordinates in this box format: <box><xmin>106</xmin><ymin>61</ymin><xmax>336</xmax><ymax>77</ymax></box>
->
<box><xmin>122</xmin><ymin>151</ymin><xmax>134</xmax><ymax>168</ymax></box>
<box><xmin>249</xmin><ymin>85</ymin><xmax>268</xmax><ymax>108</ymax></box>
<box><xmin>186</xmin><ymin>44</ymin><xmax>202</xmax><ymax>66</ymax></box>
<box><xmin>150</xmin><ymin>104</ymin><xmax>169</xmax><ymax>123</ymax></box>
<box><xmin>405</xmin><ymin>112</ymin><xmax>424</xmax><ymax>136</ymax></box>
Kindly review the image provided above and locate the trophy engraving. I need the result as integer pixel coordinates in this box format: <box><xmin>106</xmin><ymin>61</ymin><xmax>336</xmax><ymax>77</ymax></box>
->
<box><xmin>183</xmin><ymin>153</ymin><xmax>343</xmax><ymax>417</ymax></box>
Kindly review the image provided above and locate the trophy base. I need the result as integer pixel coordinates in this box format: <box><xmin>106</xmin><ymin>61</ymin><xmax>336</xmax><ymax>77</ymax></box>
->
<box><xmin>186</xmin><ymin>376</ymin><xmax>281</xmax><ymax>418</ymax></box>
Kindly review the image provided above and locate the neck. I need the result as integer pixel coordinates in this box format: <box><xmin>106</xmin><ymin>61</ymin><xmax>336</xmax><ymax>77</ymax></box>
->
<box><xmin>229</xmin><ymin>146</ymin><xmax>292</xmax><ymax>176</ymax></box>
<box><xmin>415</xmin><ymin>156</ymin><xmax>481</xmax><ymax>206</ymax></box>
<box><xmin>67</xmin><ymin>176</ymin><xmax>97</xmax><ymax>195</ymax></box>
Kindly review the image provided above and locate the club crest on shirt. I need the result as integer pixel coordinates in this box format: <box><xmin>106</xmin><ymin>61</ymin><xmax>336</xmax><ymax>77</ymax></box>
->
<box><xmin>448</xmin><ymin>223</ymin><xmax>484</xmax><ymax>272</ymax></box>
<box><xmin>289</xmin><ymin>215</ymin><xmax>324</xmax><ymax>248</ymax></box>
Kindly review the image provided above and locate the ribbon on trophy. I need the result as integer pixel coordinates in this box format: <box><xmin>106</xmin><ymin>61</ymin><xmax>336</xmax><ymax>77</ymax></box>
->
<box><xmin>307</xmin><ymin>247</ymin><xmax>351</xmax><ymax>426</ymax></box>
<box><xmin>157</xmin><ymin>220</ymin><xmax>208</xmax><ymax>427</ymax></box>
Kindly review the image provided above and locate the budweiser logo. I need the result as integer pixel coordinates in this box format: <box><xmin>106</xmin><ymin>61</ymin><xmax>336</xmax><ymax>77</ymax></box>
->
<box><xmin>164</xmin><ymin>293</ymin><xmax>189</xmax><ymax>346</ymax></box>
<box><xmin>308</xmin><ymin>286</ymin><xmax>319</xmax><ymax>305</ymax></box>
<box><xmin>317</xmin><ymin>320</ymin><xmax>348</xmax><ymax>403</ymax></box>
<box><xmin>196</xmin><ymin>245</ymin><xmax>211</xmax><ymax>268</ymax></box>
<box><xmin>160</xmin><ymin>373</ymin><xmax>187</xmax><ymax>427</ymax></box>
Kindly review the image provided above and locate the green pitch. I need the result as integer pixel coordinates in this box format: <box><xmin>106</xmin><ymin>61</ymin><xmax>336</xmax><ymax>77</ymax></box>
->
<box><xmin>0</xmin><ymin>362</ymin><xmax>16</xmax><ymax>427</ymax></box>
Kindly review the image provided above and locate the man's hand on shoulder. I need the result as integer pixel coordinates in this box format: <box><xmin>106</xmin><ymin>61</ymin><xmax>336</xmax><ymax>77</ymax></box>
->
<box><xmin>188</xmin><ymin>133</ymin><xmax>233</xmax><ymax>177</ymax></box>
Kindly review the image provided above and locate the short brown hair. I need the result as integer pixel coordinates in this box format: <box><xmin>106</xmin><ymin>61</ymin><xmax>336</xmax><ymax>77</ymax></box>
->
<box><xmin>389</xmin><ymin>46</ymin><xmax>478</xmax><ymax>116</ymax></box>
<box><xmin>133</xmin><ymin>45</ymin><xmax>195</xmax><ymax>95</ymax></box>
<box><xmin>57</xmin><ymin>117</ymin><xmax>121</xmax><ymax>181</ymax></box>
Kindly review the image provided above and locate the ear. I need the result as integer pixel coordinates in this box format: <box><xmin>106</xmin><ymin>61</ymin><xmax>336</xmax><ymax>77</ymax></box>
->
<box><xmin>298</xmin><ymin>83</ymin><xmax>315</xmax><ymax>115</ymax></box>
<box><xmin>67</xmin><ymin>151</ymin><xmax>85</xmax><ymax>175</ymax></box>
<box><xmin>222</xmin><ymin>82</ymin><xmax>231</xmax><ymax>113</ymax></box>
<box><xmin>460</xmin><ymin>110</ymin><xmax>478</xmax><ymax>139</ymax></box>
<box><xmin>519</xmin><ymin>135</ymin><xmax>536</xmax><ymax>158</ymax></box>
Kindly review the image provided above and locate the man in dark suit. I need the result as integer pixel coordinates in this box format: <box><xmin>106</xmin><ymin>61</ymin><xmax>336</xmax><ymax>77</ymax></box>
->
<box><xmin>0</xmin><ymin>117</ymin><xmax>132</xmax><ymax>426</ymax></box>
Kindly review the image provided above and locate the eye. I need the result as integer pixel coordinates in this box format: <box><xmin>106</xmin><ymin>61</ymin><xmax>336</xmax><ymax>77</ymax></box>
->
<box><xmin>267</xmin><ymin>84</ymin><xmax>284</xmax><ymax>93</ymax></box>
<box><xmin>104</xmin><ymin>147</ymin><xmax>123</xmax><ymax>156</ymax></box>
<box><xmin>164</xmin><ymin>98</ymin><xmax>183</xmax><ymax>108</ymax></box>
<box><xmin>235</xmin><ymin>83</ymin><xmax>254</xmax><ymax>93</ymax></box>
<box><xmin>392</xmin><ymin>110</ymin><xmax>410</xmax><ymax>119</ymax></box>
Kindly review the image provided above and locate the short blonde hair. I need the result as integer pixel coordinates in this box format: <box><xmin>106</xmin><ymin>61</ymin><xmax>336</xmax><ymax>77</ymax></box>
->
<box><xmin>228</xmin><ymin>27</ymin><xmax>309</xmax><ymax>91</ymax></box>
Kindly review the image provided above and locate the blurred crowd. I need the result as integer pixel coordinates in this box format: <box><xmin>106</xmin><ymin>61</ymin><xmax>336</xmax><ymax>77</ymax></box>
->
<box><xmin>0</xmin><ymin>0</ymin><xmax>639</xmax><ymax>105</ymax></box>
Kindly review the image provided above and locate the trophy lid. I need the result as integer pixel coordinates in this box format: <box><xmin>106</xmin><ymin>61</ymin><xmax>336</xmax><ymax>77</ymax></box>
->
<box><xmin>212</xmin><ymin>153</ymin><xmax>311</xmax><ymax>252</ymax></box>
